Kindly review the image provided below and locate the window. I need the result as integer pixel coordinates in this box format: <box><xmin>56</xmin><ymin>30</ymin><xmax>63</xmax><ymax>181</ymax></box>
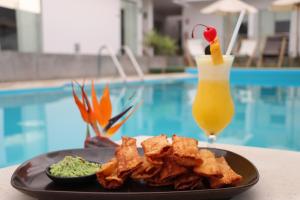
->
<box><xmin>0</xmin><ymin>7</ymin><xmax>17</xmax><ymax>50</ymax></box>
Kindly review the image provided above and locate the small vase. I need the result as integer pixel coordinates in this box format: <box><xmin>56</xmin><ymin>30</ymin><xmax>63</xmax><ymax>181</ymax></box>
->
<box><xmin>84</xmin><ymin>136</ymin><xmax>119</xmax><ymax>148</ymax></box>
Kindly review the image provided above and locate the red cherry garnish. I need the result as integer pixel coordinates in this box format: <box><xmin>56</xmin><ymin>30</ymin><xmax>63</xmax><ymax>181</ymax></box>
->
<box><xmin>203</xmin><ymin>27</ymin><xmax>217</xmax><ymax>42</ymax></box>
<box><xmin>191</xmin><ymin>24</ymin><xmax>217</xmax><ymax>42</ymax></box>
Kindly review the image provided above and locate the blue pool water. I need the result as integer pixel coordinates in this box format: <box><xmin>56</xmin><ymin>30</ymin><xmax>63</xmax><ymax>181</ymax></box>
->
<box><xmin>1</xmin><ymin>70</ymin><xmax>300</xmax><ymax>168</ymax></box>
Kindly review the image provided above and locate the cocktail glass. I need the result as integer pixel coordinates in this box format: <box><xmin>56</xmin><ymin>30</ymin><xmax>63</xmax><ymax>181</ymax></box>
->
<box><xmin>192</xmin><ymin>55</ymin><xmax>235</xmax><ymax>145</ymax></box>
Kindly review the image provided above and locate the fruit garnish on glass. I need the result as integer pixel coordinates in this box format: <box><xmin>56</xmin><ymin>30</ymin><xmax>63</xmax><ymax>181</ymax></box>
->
<box><xmin>191</xmin><ymin>23</ymin><xmax>234</xmax><ymax>145</ymax></box>
<box><xmin>192</xmin><ymin>24</ymin><xmax>224</xmax><ymax>65</ymax></box>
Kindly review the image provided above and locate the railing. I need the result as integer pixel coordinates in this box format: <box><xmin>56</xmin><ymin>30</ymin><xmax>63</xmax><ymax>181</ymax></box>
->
<box><xmin>121</xmin><ymin>46</ymin><xmax>144</xmax><ymax>80</ymax></box>
<box><xmin>98</xmin><ymin>45</ymin><xmax>127</xmax><ymax>81</ymax></box>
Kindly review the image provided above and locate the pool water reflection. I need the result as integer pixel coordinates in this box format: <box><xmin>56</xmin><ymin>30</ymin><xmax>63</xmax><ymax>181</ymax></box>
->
<box><xmin>1</xmin><ymin>80</ymin><xmax>300</xmax><ymax>168</ymax></box>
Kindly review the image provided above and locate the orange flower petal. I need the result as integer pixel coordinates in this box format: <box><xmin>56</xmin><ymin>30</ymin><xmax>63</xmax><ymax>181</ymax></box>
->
<box><xmin>105</xmin><ymin>101</ymin><xmax>142</xmax><ymax>136</ymax></box>
<box><xmin>98</xmin><ymin>84</ymin><xmax>112</xmax><ymax>127</ymax></box>
<box><xmin>72</xmin><ymin>83</ymin><xmax>89</xmax><ymax>123</ymax></box>
<box><xmin>81</xmin><ymin>84</ymin><xmax>97</xmax><ymax>124</ymax></box>
<box><xmin>105</xmin><ymin>122</ymin><xmax>123</xmax><ymax>137</ymax></box>
<box><xmin>91</xmin><ymin>81</ymin><xmax>102</xmax><ymax>124</ymax></box>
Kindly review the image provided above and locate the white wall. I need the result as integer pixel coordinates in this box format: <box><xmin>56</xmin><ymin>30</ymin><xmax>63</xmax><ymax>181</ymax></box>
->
<box><xmin>41</xmin><ymin>0</ymin><xmax>121</xmax><ymax>55</ymax></box>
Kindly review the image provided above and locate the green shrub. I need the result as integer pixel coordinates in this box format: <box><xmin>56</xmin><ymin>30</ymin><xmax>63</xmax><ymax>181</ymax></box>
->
<box><xmin>145</xmin><ymin>30</ymin><xmax>178</xmax><ymax>55</ymax></box>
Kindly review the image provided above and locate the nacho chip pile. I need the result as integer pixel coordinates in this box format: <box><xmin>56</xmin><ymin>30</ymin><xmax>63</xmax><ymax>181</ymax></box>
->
<box><xmin>96</xmin><ymin>135</ymin><xmax>242</xmax><ymax>190</ymax></box>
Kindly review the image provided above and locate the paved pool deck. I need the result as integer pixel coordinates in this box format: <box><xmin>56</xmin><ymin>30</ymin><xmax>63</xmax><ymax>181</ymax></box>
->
<box><xmin>1</xmin><ymin>137</ymin><xmax>300</xmax><ymax>200</ymax></box>
<box><xmin>0</xmin><ymin>73</ymin><xmax>194</xmax><ymax>92</ymax></box>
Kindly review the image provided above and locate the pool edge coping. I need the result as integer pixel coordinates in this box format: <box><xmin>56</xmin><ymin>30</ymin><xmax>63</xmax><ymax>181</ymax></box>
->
<box><xmin>0</xmin><ymin>73</ymin><xmax>195</xmax><ymax>95</ymax></box>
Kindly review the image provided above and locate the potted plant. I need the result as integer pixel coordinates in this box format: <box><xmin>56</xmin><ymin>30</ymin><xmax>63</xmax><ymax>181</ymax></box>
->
<box><xmin>144</xmin><ymin>30</ymin><xmax>178</xmax><ymax>56</ymax></box>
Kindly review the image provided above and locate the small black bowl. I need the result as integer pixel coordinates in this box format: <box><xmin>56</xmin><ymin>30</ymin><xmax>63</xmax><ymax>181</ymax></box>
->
<box><xmin>45</xmin><ymin>163</ymin><xmax>100</xmax><ymax>185</ymax></box>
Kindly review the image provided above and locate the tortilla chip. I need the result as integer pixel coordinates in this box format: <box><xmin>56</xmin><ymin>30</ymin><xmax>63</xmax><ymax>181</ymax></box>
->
<box><xmin>172</xmin><ymin>135</ymin><xmax>202</xmax><ymax>167</ymax></box>
<box><xmin>98</xmin><ymin>136</ymin><xmax>243</xmax><ymax>190</ymax></box>
<box><xmin>209</xmin><ymin>157</ymin><xmax>242</xmax><ymax>188</ymax></box>
<box><xmin>160</xmin><ymin>157</ymin><xmax>188</xmax><ymax>181</ymax></box>
<box><xmin>141</xmin><ymin>134</ymin><xmax>172</xmax><ymax>159</ymax></box>
<box><xmin>174</xmin><ymin>173</ymin><xmax>204</xmax><ymax>190</ymax></box>
<box><xmin>131</xmin><ymin>157</ymin><xmax>162</xmax><ymax>180</ymax></box>
<box><xmin>146</xmin><ymin>157</ymin><xmax>188</xmax><ymax>187</ymax></box>
<box><xmin>146</xmin><ymin>156</ymin><xmax>164</xmax><ymax>166</ymax></box>
<box><xmin>115</xmin><ymin>137</ymin><xmax>142</xmax><ymax>178</ymax></box>
<box><xmin>96</xmin><ymin>158</ymin><xmax>124</xmax><ymax>189</ymax></box>
<box><xmin>193</xmin><ymin>149</ymin><xmax>222</xmax><ymax>178</ymax></box>
<box><xmin>147</xmin><ymin>179</ymin><xmax>174</xmax><ymax>187</ymax></box>
<box><xmin>146</xmin><ymin>172</ymin><xmax>174</xmax><ymax>187</ymax></box>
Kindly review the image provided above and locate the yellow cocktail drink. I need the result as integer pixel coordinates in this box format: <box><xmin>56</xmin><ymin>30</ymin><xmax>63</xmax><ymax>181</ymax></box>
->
<box><xmin>192</xmin><ymin>55</ymin><xmax>234</xmax><ymax>136</ymax></box>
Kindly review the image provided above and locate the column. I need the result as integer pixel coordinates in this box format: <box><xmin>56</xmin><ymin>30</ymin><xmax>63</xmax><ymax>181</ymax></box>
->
<box><xmin>136</xmin><ymin>0</ymin><xmax>143</xmax><ymax>56</ymax></box>
<box><xmin>259</xmin><ymin>10</ymin><xmax>275</xmax><ymax>38</ymax></box>
<box><xmin>248</xmin><ymin>12</ymin><xmax>259</xmax><ymax>39</ymax></box>
<box><xmin>142</xmin><ymin>0</ymin><xmax>154</xmax><ymax>33</ymax></box>
<box><xmin>289</xmin><ymin>9</ymin><xmax>300</xmax><ymax>58</ymax></box>
<box><xmin>16</xmin><ymin>9</ymin><xmax>42</xmax><ymax>52</ymax></box>
<box><xmin>142</xmin><ymin>0</ymin><xmax>154</xmax><ymax>56</ymax></box>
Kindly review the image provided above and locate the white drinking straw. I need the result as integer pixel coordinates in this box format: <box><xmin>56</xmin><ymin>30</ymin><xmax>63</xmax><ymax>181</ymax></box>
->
<box><xmin>226</xmin><ymin>9</ymin><xmax>246</xmax><ymax>55</ymax></box>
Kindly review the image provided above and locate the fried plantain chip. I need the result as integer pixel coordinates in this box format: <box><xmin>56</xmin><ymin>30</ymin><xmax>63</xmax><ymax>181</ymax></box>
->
<box><xmin>115</xmin><ymin>137</ymin><xmax>142</xmax><ymax>178</ymax></box>
<box><xmin>131</xmin><ymin>157</ymin><xmax>162</xmax><ymax>180</ymax></box>
<box><xmin>141</xmin><ymin>134</ymin><xmax>172</xmax><ymax>159</ymax></box>
<box><xmin>193</xmin><ymin>149</ymin><xmax>222</xmax><ymax>178</ymax></box>
<box><xmin>209</xmin><ymin>157</ymin><xmax>242</xmax><ymax>189</ymax></box>
<box><xmin>172</xmin><ymin>135</ymin><xmax>202</xmax><ymax>167</ymax></box>
<box><xmin>96</xmin><ymin>158</ymin><xmax>124</xmax><ymax>189</ymax></box>
<box><xmin>174</xmin><ymin>173</ymin><xmax>204</xmax><ymax>190</ymax></box>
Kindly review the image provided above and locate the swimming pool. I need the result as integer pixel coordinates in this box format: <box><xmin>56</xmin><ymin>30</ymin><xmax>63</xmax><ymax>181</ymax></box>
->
<box><xmin>1</xmin><ymin>69</ymin><xmax>300</xmax><ymax>168</ymax></box>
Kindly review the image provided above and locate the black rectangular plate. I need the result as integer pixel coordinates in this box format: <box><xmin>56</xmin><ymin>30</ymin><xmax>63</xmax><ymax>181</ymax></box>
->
<box><xmin>11</xmin><ymin>147</ymin><xmax>259</xmax><ymax>200</ymax></box>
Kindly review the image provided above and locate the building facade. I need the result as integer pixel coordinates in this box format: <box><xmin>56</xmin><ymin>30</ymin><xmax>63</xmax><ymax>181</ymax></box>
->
<box><xmin>0</xmin><ymin>0</ymin><xmax>298</xmax><ymax>56</ymax></box>
<box><xmin>0</xmin><ymin>0</ymin><xmax>153</xmax><ymax>55</ymax></box>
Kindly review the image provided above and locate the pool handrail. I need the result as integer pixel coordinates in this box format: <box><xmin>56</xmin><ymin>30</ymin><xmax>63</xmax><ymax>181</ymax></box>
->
<box><xmin>98</xmin><ymin>45</ymin><xmax>127</xmax><ymax>82</ymax></box>
<box><xmin>121</xmin><ymin>46</ymin><xmax>144</xmax><ymax>81</ymax></box>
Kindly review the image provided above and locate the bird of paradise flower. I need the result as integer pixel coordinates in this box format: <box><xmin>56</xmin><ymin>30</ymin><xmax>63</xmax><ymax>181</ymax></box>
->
<box><xmin>72</xmin><ymin>81</ymin><xmax>142</xmax><ymax>147</ymax></box>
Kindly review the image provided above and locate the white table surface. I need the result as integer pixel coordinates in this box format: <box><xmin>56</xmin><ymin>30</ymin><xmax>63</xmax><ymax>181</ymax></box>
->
<box><xmin>1</xmin><ymin>137</ymin><xmax>300</xmax><ymax>200</ymax></box>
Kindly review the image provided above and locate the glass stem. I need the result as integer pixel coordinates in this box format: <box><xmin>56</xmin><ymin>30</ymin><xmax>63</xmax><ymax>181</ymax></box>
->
<box><xmin>207</xmin><ymin>134</ymin><xmax>216</xmax><ymax>148</ymax></box>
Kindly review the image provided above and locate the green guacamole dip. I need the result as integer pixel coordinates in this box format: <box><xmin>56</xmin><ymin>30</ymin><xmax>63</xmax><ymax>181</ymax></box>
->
<box><xmin>49</xmin><ymin>156</ymin><xmax>101</xmax><ymax>177</ymax></box>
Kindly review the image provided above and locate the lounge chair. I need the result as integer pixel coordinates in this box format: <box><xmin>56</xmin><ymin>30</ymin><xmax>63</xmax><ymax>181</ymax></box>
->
<box><xmin>257</xmin><ymin>35</ymin><xmax>288</xmax><ymax>68</ymax></box>
<box><xmin>235</xmin><ymin>39</ymin><xmax>257</xmax><ymax>67</ymax></box>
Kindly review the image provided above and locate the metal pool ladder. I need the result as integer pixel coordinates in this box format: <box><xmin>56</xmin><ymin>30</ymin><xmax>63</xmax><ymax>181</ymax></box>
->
<box><xmin>121</xmin><ymin>45</ymin><xmax>144</xmax><ymax>81</ymax></box>
<box><xmin>98</xmin><ymin>45</ymin><xmax>127</xmax><ymax>81</ymax></box>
